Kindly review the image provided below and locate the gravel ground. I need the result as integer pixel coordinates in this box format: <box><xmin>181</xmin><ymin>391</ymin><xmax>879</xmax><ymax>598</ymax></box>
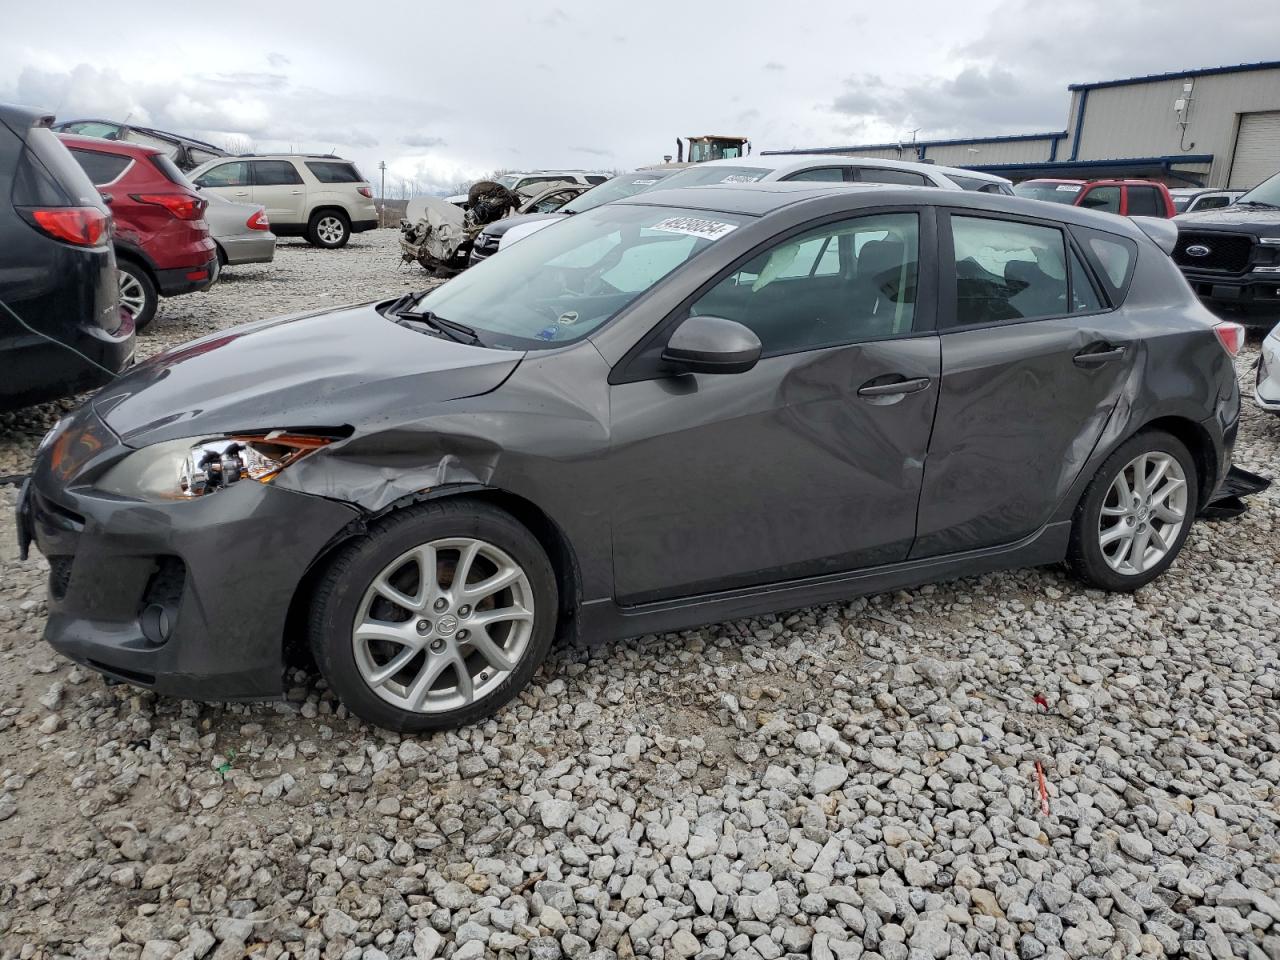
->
<box><xmin>1</xmin><ymin>230</ymin><xmax>1278</xmax><ymax>960</ymax></box>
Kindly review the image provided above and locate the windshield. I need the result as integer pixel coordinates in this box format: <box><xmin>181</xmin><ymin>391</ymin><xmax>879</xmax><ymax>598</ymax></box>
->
<box><xmin>496</xmin><ymin>174</ymin><xmax>521</xmax><ymax>189</ymax></box>
<box><xmin>560</xmin><ymin>172</ymin><xmax>672</xmax><ymax>214</ymax></box>
<box><xmin>659</xmin><ymin>164</ymin><xmax>772</xmax><ymax>189</ymax></box>
<box><xmin>1238</xmin><ymin>171</ymin><xmax>1280</xmax><ymax>207</ymax></box>
<box><xmin>413</xmin><ymin>204</ymin><xmax>749</xmax><ymax>349</ymax></box>
<box><xmin>1013</xmin><ymin>182</ymin><xmax>1081</xmax><ymax>203</ymax></box>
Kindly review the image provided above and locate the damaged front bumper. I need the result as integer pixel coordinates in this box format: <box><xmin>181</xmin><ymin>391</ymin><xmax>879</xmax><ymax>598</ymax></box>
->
<box><xmin>18</xmin><ymin>419</ymin><xmax>361</xmax><ymax>699</ymax></box>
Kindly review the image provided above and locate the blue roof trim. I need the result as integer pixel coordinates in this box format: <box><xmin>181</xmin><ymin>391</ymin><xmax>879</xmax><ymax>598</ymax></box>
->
<box><xmin>1068</xmin><ymin>60</ymin><xmax>1280</xmax><ymax>91</ymax></box>
<box><xmin>761</xmin><ymin>131</ymin><xmax>1067</xmax><ymax>156</ymax></box>
<box><xmin>966</xmin><ymin>154</ymin><xmax>1214</xmax><ymax>173</ymax></box>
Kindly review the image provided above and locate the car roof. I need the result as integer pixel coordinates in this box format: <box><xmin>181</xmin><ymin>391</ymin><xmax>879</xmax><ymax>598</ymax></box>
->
<box><xmin>688</xmin><ymin>153</ymin><xmax>1008</xmax><ymax>184</ymax></box>
<box><xmin>619</xmin><ymin>180</ymin><xmax>1152</xmax><ymax>237</ymax></box>
<box><xmin>0</xmin><ymin>102</ymin><xmax>53</xmax><ymax>131</ymax></box>
<box><xmin>56</xmin><ymin>132</ymin><xmax>165</xmax><ymax>159</ymax></box>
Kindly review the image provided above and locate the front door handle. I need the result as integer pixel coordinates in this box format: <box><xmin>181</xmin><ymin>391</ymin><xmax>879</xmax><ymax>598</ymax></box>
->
<box><xmin>1074</xmin><ymin>344</ymin><xmax>1127</xmax><ymax>366</ymax></box>
<box><xmin>857</xmin><ymin>376</ymin><xmax>931</xmax><ymax>398</ymax></box>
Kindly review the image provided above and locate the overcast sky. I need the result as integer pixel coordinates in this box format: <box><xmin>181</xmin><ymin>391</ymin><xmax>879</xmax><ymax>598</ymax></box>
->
<box><xmin>3</xmin><ymin>0</ymin><xmax>1278</xmax><ymax>195</ymax></box>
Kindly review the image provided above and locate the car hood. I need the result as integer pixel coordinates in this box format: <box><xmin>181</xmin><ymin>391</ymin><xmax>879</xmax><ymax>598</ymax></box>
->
<box><xmin>1175</xmin><ymin>205</ymin><xmax>1280</xmax><ymax>235</ymax></box>
<box><xmin>93</xmin><ymin>300</ymin><xmax>524</xmax><ymax>447</ymax></box>
<box><xmin>482</xmin><ymin>211</ymin><xmax>565</xmax><ymax>239</ymax></box>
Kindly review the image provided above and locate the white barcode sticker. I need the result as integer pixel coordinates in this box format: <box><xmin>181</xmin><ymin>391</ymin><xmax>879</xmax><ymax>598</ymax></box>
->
<box><xmin>650</xmin><ymin>216</ymin><xmax>738</xmax><ymax>241</ymax></box>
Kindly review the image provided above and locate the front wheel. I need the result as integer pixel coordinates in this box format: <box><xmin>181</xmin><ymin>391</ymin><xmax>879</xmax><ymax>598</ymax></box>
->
<box><xmin>1067</xmin><ymin>430</ymin><xmax>1198</xmax><ymax>591</ymax></box>
<box><xmin>307</xmin><ymin>211</ymin><xmax>350</xmax><ymax>248</ymax></box>
<box><xmin>309</xmin><ymin>500</ymin><xmax>558</xmax><ymax>732</ymax></box>
<box><xmin>117</xmin><ymin>261</ymin><xmax>158</xmax><ymax>332</ymax></box>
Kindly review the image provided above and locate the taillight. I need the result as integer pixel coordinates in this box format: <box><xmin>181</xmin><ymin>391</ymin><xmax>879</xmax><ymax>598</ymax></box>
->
<box><xmin>358</xmin><ymin>186</ymin><xmax>373</xmax><ymax>198</ymax></box>
<box><xmin>132</xmin><ymin>193</ymin><xmax>206</xmax><ymax>220</ymax></box>
<box><xmin>29</xmin><ymin>207</ymin><xmax>111</xmax><ymax>246</ymax></box>
<box><xmin>246</xmin><ymin>209</ymin><xmax>270</xmax><ymax>231</ymax></box>
<box><xmin>1214</xmin><ymin>321</ymin><xmax>1245</xmax><ymax>357</ymax></box>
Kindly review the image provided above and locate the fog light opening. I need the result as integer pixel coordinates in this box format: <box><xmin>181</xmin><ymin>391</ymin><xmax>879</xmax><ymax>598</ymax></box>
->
<box><xmin>140</xmin><ymin>603</ymin><xmax>174</xmax><ymax>646</ymax></box>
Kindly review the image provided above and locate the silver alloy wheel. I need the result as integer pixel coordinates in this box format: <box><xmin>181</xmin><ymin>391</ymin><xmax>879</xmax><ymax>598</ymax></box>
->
<box><xmin>352</xmin><ymin>537</ymin><xmax>535</xmax><ymax>714</ymax></box>
<box><xmin>316</xmin><ymin>216</ymin><xmax>345</xmax><ymax>244</ymax></box>
<box><xmin>1098</xmin><ymin>451</ymin><xmax>1188</xmax><ymax>576</ymax></box>
<box><xmin>118</xmin><ymin>270</ymin><xmax>146</xmax><ymax>319</ymax></box>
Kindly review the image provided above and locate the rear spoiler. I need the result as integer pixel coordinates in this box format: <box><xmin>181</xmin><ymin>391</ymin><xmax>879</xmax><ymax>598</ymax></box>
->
<box><xmin>1131</xmin><ymin>216</ymin><xmax>1177</xmax><ymax>255</ymax></box>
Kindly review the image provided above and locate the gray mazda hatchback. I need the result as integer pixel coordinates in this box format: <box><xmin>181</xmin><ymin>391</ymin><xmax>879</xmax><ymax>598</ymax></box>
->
<box><xmin>19</xmin><ymin>182</ymin><xmax>1246</xmax><ymax>731</ymax></box>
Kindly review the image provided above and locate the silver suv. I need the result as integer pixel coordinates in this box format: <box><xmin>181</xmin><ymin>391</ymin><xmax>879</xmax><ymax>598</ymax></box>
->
<box><xmin>187</xmin><ymin>154</ymin><xmax>378</xmax><ymax>248</ymax></box>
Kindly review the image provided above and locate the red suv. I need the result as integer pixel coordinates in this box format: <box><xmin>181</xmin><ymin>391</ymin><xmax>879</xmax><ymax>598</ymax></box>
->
<box><xmin>59</xmin><ymin>133</ymin><xmax>217</xmax><ymax>331</ymax></box>
<box><xmin>1014</xmin><ymin>179</ymin><xmax>1176</xmax><ymax>218</ymax></box>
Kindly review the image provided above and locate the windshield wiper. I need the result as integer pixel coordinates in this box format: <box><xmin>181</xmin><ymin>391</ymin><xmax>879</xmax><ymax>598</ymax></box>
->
<box><xmin>395</xmin><ymin>309</ymin><xmax>483</xmax><ymax>346</ymax></box>
<box><xmin>384</xmin><ymin>290</ymin><xmax>426</xmax><ymax>314</ymax></box>
<box><xmin>1236</xmin><ymin>200</ymin><xmax>1279</xmax><ymax>209</ymax></box>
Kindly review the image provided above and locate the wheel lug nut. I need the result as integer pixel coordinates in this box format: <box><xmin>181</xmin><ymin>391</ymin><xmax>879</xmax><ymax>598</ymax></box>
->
<box><xmin>429</xmin><ymin>639</ymin><xmax>445</xmax><ymax>653</ymax></box>
<box><xmin>457</xmin><ymin>629</ymin><xmax>469</xmax><ymax>640</ymax></box>
<box><xmin>433</xmin><ymin>598</ymin><xmax>448</xmax><ymax>612</ymax></box>
<box><xmin>416</xmin><ymin>619</ymin><xmax>431</xmax><ymax>633</ymax></box>
<box><xmin>458</xmin><ymin>605</ymin><xmax>471</xmax><ymax>617</ymax></box>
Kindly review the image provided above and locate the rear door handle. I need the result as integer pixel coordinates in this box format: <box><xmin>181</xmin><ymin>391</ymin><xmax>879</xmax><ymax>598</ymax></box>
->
<box><xmin>1074</xmin><ymin>344</ymin><xmax>1127</xmax><ymax>366</ymax></box>
<box><xmin>857</xmin><ymin>376</ymin><xmax>931</xmax><ymax>398</ymax></box>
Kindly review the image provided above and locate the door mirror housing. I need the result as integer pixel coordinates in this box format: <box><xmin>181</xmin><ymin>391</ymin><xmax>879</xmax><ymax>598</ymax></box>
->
<box><xmin>661</xmin><ymin>315</ymin><xmax>762</xmax><ymax>375</ymax></box>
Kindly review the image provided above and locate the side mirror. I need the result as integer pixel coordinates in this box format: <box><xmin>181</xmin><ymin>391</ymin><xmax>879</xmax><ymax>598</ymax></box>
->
<box><xmin>661</xmin><ymin>315</ymin><xmax>762</xmax><ymax>375</ymax></box>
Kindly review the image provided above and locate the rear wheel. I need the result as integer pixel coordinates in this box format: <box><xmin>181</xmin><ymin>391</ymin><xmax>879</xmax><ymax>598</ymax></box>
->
<box><xmin>117</xmin><ymin>260</ymin><xmax>157</xmax><ymax>332</ymax></box>
<box><xmin>307</xmin><ymin>210</ymin><xmax>350</xmax><ymax>248</ymax></box>
<box><xmin>309</xmin><ymin>500</ymin><xmax>558</xmax><ymax>731</ymax></box>
<box><xmin>1067</xmin><ymin>430</ymin><xmax>1198</xmax><ymax>591</ymax></box>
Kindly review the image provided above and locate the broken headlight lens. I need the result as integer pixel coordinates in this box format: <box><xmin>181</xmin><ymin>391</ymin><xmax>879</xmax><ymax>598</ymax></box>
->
<box><xmin>98</xmin><ymin>432</ymin><xmax>332</xmax><ymax>501</ymax></box>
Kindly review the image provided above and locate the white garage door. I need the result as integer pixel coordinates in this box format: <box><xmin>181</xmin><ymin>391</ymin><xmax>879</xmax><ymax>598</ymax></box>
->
<box><xmin>1229</xmin><ymin>111</ymin><xmax>1280</xmax><ymax>189</ymax></box>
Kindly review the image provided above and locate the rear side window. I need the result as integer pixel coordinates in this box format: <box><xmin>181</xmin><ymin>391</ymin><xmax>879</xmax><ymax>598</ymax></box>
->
<box><xmin>251</xmin><ymin>160</ymin><xmax>304</xmax><ymax>186</ymax></box>
<box><xmin>68</xmin><ymin>147</ymin><xmax>131</xmax><ymax>186</ymax></box>
<box><xmin>1074</xmin><ymin>227</ymin><xmax>1137</xmax><ymax>301</ymax></box>
<box><xmin>950</xmin><ymin>216</ymin><xmax>1069</xmax><ymax>326</ymax></box>
<box><xmin>13</xmin><ymin>127</ymin><xmax>100</xmax><ymax>206</ymax></box>
<box><xmin>1126</xmin><ymin>185</ymin><xmax>1162</xmax><ymax>216</ymax></box>
<box><xmin>586</xmin><ymin>175</ymin><xmax>608</xmax><ymax>185</ymax></box>
<box><xmin>858</xmin><ymin>168</ymin><xmax>928</xmax><ymax>186</ymax></box>
<box><xmin>195</xmin><ymin>161</ymin><xmax>250</xmax><ymax>188</ymax></box>
<box><xmin>305</xmin><ymin>160</ymin><xmax>362</xmax><ymax>183</ymax></box>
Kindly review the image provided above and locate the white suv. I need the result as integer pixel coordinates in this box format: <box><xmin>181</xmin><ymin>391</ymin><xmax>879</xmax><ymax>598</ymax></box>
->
<box><xmin>188</xmin><ymin>154</ymin><xmax>378</xmax><ymax>248</ymax></box>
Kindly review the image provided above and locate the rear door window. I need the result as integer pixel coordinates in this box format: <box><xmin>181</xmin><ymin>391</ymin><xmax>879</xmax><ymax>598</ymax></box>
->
<box><xmin>949</xmin><ymin>216</ymin><xmax>1069</xmax><ymax>326</ymax></box>
<box><xmin>305</xmin><ymin>160</ymin><xmax>362</xmax><ymax>183</ymax></box>
<box><xmin>1072</xmin><ymin>226</ymin><xmax>1137</xmax><ymax>303</ymax></box>
<box><xmin>68</xmin><ymin>148</ymin><xmax>131</xmax><ymax>185</ymax></box>
<box><xmin>251</xmin><ymin>160</ymin><xmax>305</xmax><ymax>186</ymax></box>
<box><xmin>1125</xmin><ymin>185</ymin><xmax>1162</xmax><ymax>216</ymax></box>
<box><xmin>194</xmin><ymin>161</ymin><xmax>250</xmax><ymax>188</ymax></box>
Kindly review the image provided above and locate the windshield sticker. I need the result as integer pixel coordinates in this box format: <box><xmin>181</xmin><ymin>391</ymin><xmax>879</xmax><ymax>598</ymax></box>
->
<box><xmin>536</xmin><ymin>325</ymin><xmax>559</xmax><ymax>341</ymax></box>
<box><xmin>720</xmin><ymin>174</ymin><xmax>762</xmax><ymax>183</ymax></box>
<box><xmin>631</xmin><ymin>179</ymin><xmax>658</xmax><ymax>185</ymax></box>
<box><xmin>651</xmin><ymin>216</ymin><xmax>739</xmax><ymax>241</ymax></box>
<box><xmin>1056</xmin><ymin>184</ymin><xmax>1082</xmax><ymax>192</ymax></box>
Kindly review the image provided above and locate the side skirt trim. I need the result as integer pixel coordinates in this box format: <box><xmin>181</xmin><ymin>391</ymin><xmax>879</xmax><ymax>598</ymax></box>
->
<box><xmin>576</xmin><ymin>521</ymin><xmax>1071</xmax><ymax>644</ymax></box>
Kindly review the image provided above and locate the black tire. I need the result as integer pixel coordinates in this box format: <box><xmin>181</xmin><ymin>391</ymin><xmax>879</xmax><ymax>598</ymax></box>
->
<box><xmin>117</xmin><ymin>259</ymin><xmax>158</xmax><ymax>332</ymax></box>
<box><xmin>1067</xmin><ymin>430</ymin><xmax>1198</xmax><ymax>591</ymax></box>
<box><xmin>215</xmin><ymin>243</ymin><xmax>227</xmax><ymax>267</ymax></box>
<box><xmin>306</xmin><ymin>209</ymin><xmax>350</xmax><ymax>248</ymax></box>
<box><xmin>309</xmin><ymin>499</ymin><xmax>558</xmax><ymax>732</ymax></box>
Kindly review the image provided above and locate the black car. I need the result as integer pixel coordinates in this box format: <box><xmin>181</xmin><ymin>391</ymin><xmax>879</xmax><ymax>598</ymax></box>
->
<box><xmin>1173</xmin><ymin>171</ymin><xmax>1280</xmax><ymax>325</ymax></box>
<box><xmin>0</xmin><ymin>103</ymin><xmax>134</xmax><ymax>411</ymax></box>
<box><xmin>20</xmin><ymin>182</ymin><xmax>1248</xmax><ymax>732</ymax></box>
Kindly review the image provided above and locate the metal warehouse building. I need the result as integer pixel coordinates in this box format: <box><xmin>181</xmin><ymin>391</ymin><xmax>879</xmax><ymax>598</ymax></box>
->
<box><xmin>766</xmin><ymin>61</ymin><xmax>1280</xmax><ymax>188</ymax></box>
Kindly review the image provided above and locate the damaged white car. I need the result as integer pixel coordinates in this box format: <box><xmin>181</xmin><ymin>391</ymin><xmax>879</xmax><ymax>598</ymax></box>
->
<box><xmin>399</xmin><ymin>179</ymin><xmax>588</xmax><ymax>275</ymax></box>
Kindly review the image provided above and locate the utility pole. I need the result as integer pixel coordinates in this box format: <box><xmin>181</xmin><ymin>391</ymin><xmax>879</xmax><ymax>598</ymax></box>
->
<box><xmin>378</xmin><ymin>160</ymin><xmax>387</xmax><ymax>227</ymax></box>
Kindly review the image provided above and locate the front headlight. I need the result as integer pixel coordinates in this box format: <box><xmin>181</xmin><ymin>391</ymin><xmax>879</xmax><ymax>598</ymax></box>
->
<box><xmin>97</xmin><ymin>432</ymin><xmax>333</xmax><ymax>500</ymax></box>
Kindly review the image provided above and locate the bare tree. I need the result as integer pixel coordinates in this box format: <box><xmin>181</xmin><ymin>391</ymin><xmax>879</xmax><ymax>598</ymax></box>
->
<box><xmin>221</xmin><ymin>134</ymin><xmax>255</xmax><ymax>155</ymax></box>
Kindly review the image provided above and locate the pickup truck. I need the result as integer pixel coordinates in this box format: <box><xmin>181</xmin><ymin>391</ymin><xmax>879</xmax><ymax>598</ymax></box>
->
<box><xmin>1173</xmin><ymin>170</ymin><xmax>1280</xmax><ymax>325</ymax></box>
<box><xmin>1014</xmin><ymin>178</ymin><xmax>1176</xmax><ymax>218</ymax></box>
